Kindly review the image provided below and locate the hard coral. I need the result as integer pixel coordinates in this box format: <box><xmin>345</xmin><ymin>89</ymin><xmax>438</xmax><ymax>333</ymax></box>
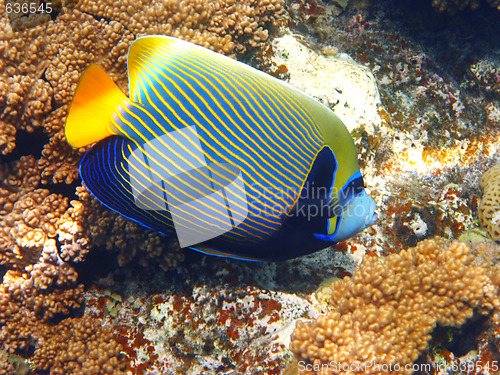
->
<box><xmin>0</xmin><ymin>0</ymin><xmax>284</xmax><ymax>371</ymax></box>
<box><xmin>478</xmin><ymin>164</ymin><xmax>500</xmax><ymax>240</ymax></box>
<box><xmin>78</xmin><ymin>0</ymin><xmax>283</xmax><ymax>54</ymax></box>
<box><xmin>74</xmin><ymin>186</ymin><xmax>185</xmax><ymax>270</ymax></box>
<box><xmin>0</xmin><ymin>0</ymin><xmax>284</xmax><ymax>266</ymax></box>
<box><xmin>469</xmin><ymin>58</ymin><xmax>500</xmax><ymax>101</ymax></box>
<box><xmin>0</xmin><ymin>268</ymin><xmax>127</xmax><ymax>374</ymax></box>
<box><xmin>290</xmin><ymin>239</ymin><xmax>498</xmax><ymax>375</ymax></box>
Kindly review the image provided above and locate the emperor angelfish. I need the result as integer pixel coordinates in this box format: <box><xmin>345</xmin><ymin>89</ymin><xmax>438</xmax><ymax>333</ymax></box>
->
<box><xmin>65</xmin><ymin>36</ymin><xmax>377</xmax><ymax>261</ymax></box>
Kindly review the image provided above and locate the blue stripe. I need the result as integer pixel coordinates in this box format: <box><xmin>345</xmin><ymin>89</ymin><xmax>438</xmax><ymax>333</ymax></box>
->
<box><xmin>80</xmin><ymin>137</ymin><xmax>287</xmax><ymax>244</ymax></box>
<box><xmin>128</xmin><ymin>51</ymin><xmax>324</xmax><ymax>221</ymax></box>
<box><xmin>144</xmin><ymin>50</ymin><xmax>320</xmax><ymax>162</ymax></box>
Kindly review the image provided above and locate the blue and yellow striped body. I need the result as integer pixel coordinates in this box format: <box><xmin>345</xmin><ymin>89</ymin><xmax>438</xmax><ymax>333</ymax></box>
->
<box><xmin>66</xmin><ymin>36</ymin><xmax>377</xmax><ymax>261</ymax></box>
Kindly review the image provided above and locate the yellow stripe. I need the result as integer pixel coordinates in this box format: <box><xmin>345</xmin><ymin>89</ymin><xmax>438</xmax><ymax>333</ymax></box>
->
<box><xmin>123</xmin><ymin>139</ymin><xmax>270</xmax><ymax>239</ymax></box>
<box><xmin>146</xmin><ymin>45</ymin><xmax>325</xmax><ymax>220</ymax></box>
<box><xmin>243</xmin><ymin>74</ymin><xmax>323</xmax><ymax>151</ymax></box>
<box><xmin>194</xmin><ymin>246</ymin><xmax>264</xmax><ymax>261</ymax></box>
<box><xmin>111</xmin><ymin>112</ymin><xmax>261</xmax><ymax>237</ymax></box>
<box><xmin>174</xmin><ymin>49</ymin><xmax>321</xmax><ymax>164</ymax></box>
<box><xmin>120</xmin><ymin>141</ymin><xmax>257</xmax><ymax>240</ymax></box>
<box><xmin>132</xmin><ymin>73</ymin><xmax>243</xmax><ymax>196</ymax></box>
<box><xmin>144</xmin><ymin>50</ymin><xmax>308</xmax><ymax>190</ymax></box>
<box><xmin>131</xmin><ymin>73</ymin><xmax>284</xmax><ymax>231</ymax></box>
<box><xmin>214</xmin><ymin>53</ymin><xmax>323</xmax><ymax>142</ymax></box>
<box><xmin>250</xmin><ymin>74</ymin><xmax>324</xmax><ymax>143</ymax></box>
<box><xmin>151</xmin><ymin>50</ymin><xmax>312</xmax><ymax>182</ymax></box>
<box><xmin>113</xmin><ymin>145</ymin><xmax>176</xmax><ymax>232</ymax></box>
<box><xmin>133</xmin><ymin>57</ymin><xmax>292</xmax><ymax>214</ymax></box>
<box><xmin>172</xmin><ymin>46</ymin><xmax>323</xmax><ymax>153</ymax></box>
<box><xmin>138</xmin><ymin>55</ymin><xmax>297</xmax><ymax>206</ymax></box>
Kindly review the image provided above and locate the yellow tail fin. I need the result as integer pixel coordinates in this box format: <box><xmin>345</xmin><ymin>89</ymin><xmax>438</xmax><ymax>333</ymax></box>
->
<box><xmin>65</xmin><ymin>64</ymin><xmax>128</xmax><ymax>148</ymax></box>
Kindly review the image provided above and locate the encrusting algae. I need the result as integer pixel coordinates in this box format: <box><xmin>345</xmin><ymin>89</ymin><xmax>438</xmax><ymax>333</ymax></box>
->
<box><xmin>290</xmin><ymin>239</ymin><xmax>500</xmax><ymax>375</ymax></box>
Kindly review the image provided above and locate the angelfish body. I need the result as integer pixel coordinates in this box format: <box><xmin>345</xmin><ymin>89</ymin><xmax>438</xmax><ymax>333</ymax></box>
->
<box><xmin>65</xmin><ymin>36</ymin><xmax>377</xmax><ymax>261</ymax></box>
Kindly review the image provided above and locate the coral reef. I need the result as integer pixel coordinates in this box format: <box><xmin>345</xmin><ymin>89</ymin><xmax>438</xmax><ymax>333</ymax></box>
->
<box><xmin>270</xmin><ymin>34</ymin><xmax>381</xmax><ymax>132</ymax></box>
<box><xmin>2</xmin><ymin>0</ymin><xmax>500</xmax><ymax>372</ymax></box>
<box><xmin>5</xmin><ymin>0</ymin><xmax>80</xmax><ymax>32</ymax></box>
<box><xmin>289</xmin><ymin>239</ymin><xmax>499</xmax><ymax>374</ymax></box>
<box><xmin>78</xmin><ymin>0</ymin><xmax>283</xmax><ymax>54</ymax></box>
<box><xmin>0</xmin><ymin>0</ymin><xmax>284</xmax><ymax>372</ymax></box>
<box><xmin>74</xmin><ymin>185</ymin><xmax>185</xmax><ymax>270</ymax></box>
<box><xmin>0</xmin><ymin>158</ymin><xmax>127</xmax><ymax>372</ymax></box>
<box><xmin>80</xmin><ymin>255</ymin><xmax>332</xmax><ymax>374</ymax></box>
<box><xmin>289</xmin><ymin>0</ymin><xmax>500</xmax><ymax>257</ymax></box>
<box><xmin>0</xmin><ymin>267</ymin><xmax>128</xmax><ymax>374</ymax></box>
<box><xmin>469</xmin><ymin>59</ymin><xmax>500</xmax><ymax>99</ymax></box>
<box><xmin>415</xmin><ymin>240</ymin><xmax>500</xmax><ymax>372</ymax></box>
<box><xmin>278</xmin><ymin>1</ymin><xmax>500</xmax><ymax>372</ymax></box>
<box><xmin>478</xmin><ymin>163</ymin><xmax>500</xmax><ymax>240</ymax></box>
<box><xmin>0</xmin><ymin>0</ymin><xmax>285</xmax><ymax>263</ymax></box>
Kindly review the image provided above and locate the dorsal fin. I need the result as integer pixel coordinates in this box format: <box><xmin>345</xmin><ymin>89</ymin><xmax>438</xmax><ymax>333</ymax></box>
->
<box><xmin>127</xmin><ymin>36</ymin><xmax>178</xmax><ymax>104</ymax></box>
<box><xmin>127</xmin><ymin>36</ymin><xmax>246</xmax><ymax>104</ymax></box>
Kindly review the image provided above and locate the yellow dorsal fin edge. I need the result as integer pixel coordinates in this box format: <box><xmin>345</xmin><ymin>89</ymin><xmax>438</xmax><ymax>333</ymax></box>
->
<box><xmin>127</xmin><ymin>36</ymin><xmax>179</xmax><ymax>101</ymax></box>
<box><xmin>65</xmin><ymin>64</ymin><xmax>128</xmax><ymax>148</ymax></box>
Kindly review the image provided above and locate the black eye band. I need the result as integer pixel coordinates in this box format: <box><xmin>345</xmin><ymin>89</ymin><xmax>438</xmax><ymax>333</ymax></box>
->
<box><xmin>339</xmin><ymin>176</ymin><xmax>365</xmax><ymax>201</ymax></box>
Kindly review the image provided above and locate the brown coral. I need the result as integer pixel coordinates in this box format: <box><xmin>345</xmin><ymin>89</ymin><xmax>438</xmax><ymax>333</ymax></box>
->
<box><xmin>0</xmin><ymin>0</ymin><xmax>285</xmax><ymax>267</ymax></box>
<box><xmin>0</xmin><ymin>270</ymin><xmax>127</xmax><ymax>374</ymax></box>
<box><xmin>478</xmin><ymin>164</ymin><xmax>500</xmax><ymax>240</ymax></box>
<box><xmin>73</xmin><ymin>185</ymin><xmax>185</xmax><ymax>270</ymax></box>
<box><xmin>0</xmin><ymin>188</ymin><xmax>73</xmax><ymax>268</ymax></box>
<box><xmin>290</xmin><ymin>239</ymin><xmax>498</xmax><ymax>375</ymax></box>
<box><xmin>1</xmin><ymin>0</ymin><xmax>284</xmax><ymax>371</ymax></box>
<box><xmin>78</xmin><ymin>0</ymin><xmax>283</xmax><ymax>54</ymax></box>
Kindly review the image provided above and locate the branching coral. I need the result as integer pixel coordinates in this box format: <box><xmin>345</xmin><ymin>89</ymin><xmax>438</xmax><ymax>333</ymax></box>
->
<box><xmin>0</xmin><ymin>0</ymin><xmax>285</xmax><ymax>371</ymax></box>
<box><xmin>0</xmin><ymin>0</ymin><xmax>285</xmax><ymax>265</ymax></box>
<box><xmin>0</xmin><ymin>177</ymin><xmax>126</xmax><ymax>372</ymax></box>
<box><xmin>5</xmin><ymin>0</ymin><xmax>80</xmax><ymax>32</ymax></box>
<box><xmin>478</xmin><ymin>163</ymin><xmax>500</xmax><ymax>240</ymax></box>
<box><xmin>0</xmin><ymin>257</ymin><xmax>128</xmax><ymax>373</ymax></box>
<box><xmin>78</xmin><ymin>0</ymin><xmax>283</xmax><ymax>54</ymax></box>
<box><xmin>290</xmin><ymin>239</ymin><xmax>499</xmax><ymax>375</ymax></box>
<box><xmin>0</xmin><ymin>269</ymin><xmax>127</xmax><ymax>374</ymax></box>
<box><xmin>73</xmin><ymin>185</ymin><xmax>184</xmax><ymax>270</ymax></box>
